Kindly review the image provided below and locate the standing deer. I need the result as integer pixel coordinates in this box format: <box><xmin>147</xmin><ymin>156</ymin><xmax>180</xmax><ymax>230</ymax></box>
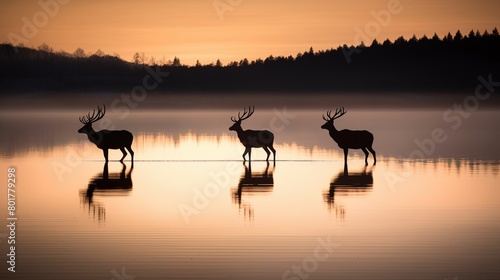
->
<box><xmin>78</xmin><ymin>104</ymin><xmax>134</xmax><ymax>163</ymax></box>
<box><xmin>229</xmin><ymin>106</ymin><xmax>276</xmax><ymax>164</ymax></box>
<box><xmin>321</xmin><ymin>107</ymin><xmax>376</xmax><ymax>165</ymax></box>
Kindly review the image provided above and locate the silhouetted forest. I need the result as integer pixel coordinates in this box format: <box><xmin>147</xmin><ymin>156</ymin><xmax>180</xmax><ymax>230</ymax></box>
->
<box><xmin>1</xmin><ymin>28</ymin><xmax>499</xmax><ymax>93</ymax></box>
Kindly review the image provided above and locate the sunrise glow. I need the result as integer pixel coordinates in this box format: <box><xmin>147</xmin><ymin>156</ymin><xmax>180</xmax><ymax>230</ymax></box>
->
<box><xmin>2</xmin><ymin>0</ymin><xmax>499</xmax><ymax>65</ymax></box>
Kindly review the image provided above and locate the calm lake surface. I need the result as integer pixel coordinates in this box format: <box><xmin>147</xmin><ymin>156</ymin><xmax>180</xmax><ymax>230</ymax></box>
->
<box><xmin>0</xmin><ymin>107</ymin><xmax>499</xmax><ymax>280</ymax></box>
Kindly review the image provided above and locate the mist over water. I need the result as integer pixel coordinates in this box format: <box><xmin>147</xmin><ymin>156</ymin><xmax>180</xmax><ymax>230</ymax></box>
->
<box><xmin>2</xmin><ymin>102</ymin><xmax>499</xmax><ymax>160</ymax></box>
<box><xmin>1</xmin><ymin>91</ymin><xmax>499</xmax><ymax>111</ymax></box>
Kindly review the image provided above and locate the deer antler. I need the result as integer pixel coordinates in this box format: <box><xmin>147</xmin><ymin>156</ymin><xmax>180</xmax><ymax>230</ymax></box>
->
<box><xmin>231</xmin><ymin>106</ymin><xmax>255</xmax><ymax>122</ymax></box>
<box><xmin>323</xmin><ymin>110</ymin><xmax>332</xmax><ymax>121</ymax></box>
<box><xmin>332</xmin><ymin>107</ymin><xmax>346</xmax><ymax>119</ymax></box>
<box><xmin>79</xmin><ymin>104</ymin><xmax>106</xmax><ymax>124</ymax></box>
<box><xmin>323</xmin><ymin>107</ymin><xmax>346</xmax><ymax>121</ymax></box>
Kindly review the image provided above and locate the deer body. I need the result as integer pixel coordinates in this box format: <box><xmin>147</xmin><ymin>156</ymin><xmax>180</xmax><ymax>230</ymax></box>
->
<box><xmin>229</xmin><ymin>106</ymin><xmax>276</xmax><ymax>164</ymax></box>
<box><xmin>234</xmin><ymin>128</ymin><xmax>274</xmax><ymax>148</ymax></box>
<box><xmin>78</xmin><ymin>105</ymin><xmax>134</xmax><ymax>163</ymax></box>
<box><xmin>328</xmin><ymin>129</ymin><xmax>374</xmax><ymax>150</ymax></box>
<box><xmin>321</xmin><ymin>108</ymin><xmax>376</xmax><ymax>165</ymax></box>
<box><xmin>82</xmin><ymin>129</ymin><xmax>133</xmax><ymax>150</ymax></box>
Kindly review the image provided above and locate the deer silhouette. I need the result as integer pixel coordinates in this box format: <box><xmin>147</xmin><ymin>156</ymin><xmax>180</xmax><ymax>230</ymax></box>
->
<box><xmin>78</xmin><ymin>104</ymin><xmax>134</xmax><ymax>163</ymax></box>
<box><xmin>321</xmin><ymin>107</ymin><xmax>376</xmax><ymax>165</ymax></box>
<box><xmin>229</xmin><ymin>106</ymin><xmax>276</xmax><ymax>164</ymax></box>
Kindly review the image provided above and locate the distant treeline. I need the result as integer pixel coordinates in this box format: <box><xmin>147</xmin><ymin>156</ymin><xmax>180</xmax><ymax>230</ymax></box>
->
<box><xmin>1</xmin><ymin>28</ymin><xmax>499</xmax><ymax>93</ymax></box>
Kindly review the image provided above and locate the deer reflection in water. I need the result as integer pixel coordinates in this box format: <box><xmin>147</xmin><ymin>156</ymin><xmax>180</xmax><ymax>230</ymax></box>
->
<box><xmin>324</xmin><ymin>165</ymin><xmax>374</xmax><ymax>219</ymax></box>
<box><xmin>80</xmin><ymin>162</ymin><xmax>133</xmax><ymax>222</ymax></box>
<box><xmin>232</xmin><ymin>162</ymin><xmax>274</xmax><ymax>221</ymax></box>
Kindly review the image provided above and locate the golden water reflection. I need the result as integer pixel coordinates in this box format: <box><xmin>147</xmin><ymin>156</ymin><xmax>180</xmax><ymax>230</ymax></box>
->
<box><xmin>1</xmin><ymin>132</ymin><xmax>499</xmax><ymax>280</ymax></box>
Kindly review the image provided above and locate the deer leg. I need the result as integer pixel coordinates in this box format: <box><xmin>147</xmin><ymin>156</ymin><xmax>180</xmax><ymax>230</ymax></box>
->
<box><xmin>367</xmin><ymin>146</ymin><xmax>376</xmax><ymax>165</ymax></box>
<box><xmin>126</xmin><ymin>146</ymin><xmax>134</xmax><ymax>161</ymax></box>
<box><xmin>262</xmin><ymin>146</ymin><xmax>271</xmax><ymax>162</ymax></box>
<box><xmin>242</xmin><ymin>147</ymin><xmax>251</xmax><ymax>162</ymax></box>
<box><xmin>103</xmin><ymin>149</ymin><xmax>109</xmax><ymax>162</ymax></box>
<box><xmin>343</xmin><ymin>148</ymin><xmax>348</xmax><ymax>165</ymax></box>
<box><xmin>269</xmin><ymin>145</ymin><xmax>276</xmax><ymax>166</ymax></box>
<box><xmin>361</xmin><ymin>147</ymin><xmax>369</xmax><ymax>166</ymax></box>
<box><xmin>119</xmin><ymin>147</ymin><xmax>127</xmax><ymax>162</ymax></box>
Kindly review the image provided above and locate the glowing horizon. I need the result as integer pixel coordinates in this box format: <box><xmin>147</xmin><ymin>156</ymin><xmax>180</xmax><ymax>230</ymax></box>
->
<box><xmin>1</xmin><ymin>0</ymin><xmax>499</xmax><ymax>66</ymax></box>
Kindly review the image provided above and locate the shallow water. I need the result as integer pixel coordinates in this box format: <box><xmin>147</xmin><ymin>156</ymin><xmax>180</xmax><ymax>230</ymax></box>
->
<box><xmin>0</xmin><ymin>109</ymin><xmax>499</xmax><ymax>280</ymax></box>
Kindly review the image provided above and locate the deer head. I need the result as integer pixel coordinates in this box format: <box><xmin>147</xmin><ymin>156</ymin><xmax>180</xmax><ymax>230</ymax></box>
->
<box><xmin>321</xmin><ymin>107</ymin><xmax>346</xmax><ymax>130</ymax></box>
<box><xmin>229</xmin><ymin>106</ymin><xmax>255</xmax><ymax>131</ymax></box>
<box><xmin>78</xmin><ymin>104</ymin><xmax>106</xmax><ymax>134</ymax></box>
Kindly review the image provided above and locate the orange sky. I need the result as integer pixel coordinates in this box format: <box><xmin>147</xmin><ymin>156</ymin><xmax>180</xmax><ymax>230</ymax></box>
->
<box><xmin>1</xmin><ymin>0</ymin><xmax>499</xmax><ymax>65</ymax></box>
